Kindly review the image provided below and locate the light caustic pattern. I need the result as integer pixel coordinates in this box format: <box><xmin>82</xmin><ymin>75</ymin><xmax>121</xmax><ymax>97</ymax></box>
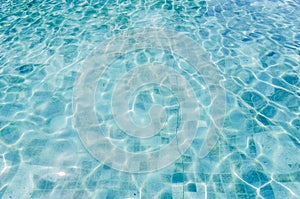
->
<box><xmin>73</xmin><ymin>28</ymin><xmax>226</xmax><ymax>173</ymax></box>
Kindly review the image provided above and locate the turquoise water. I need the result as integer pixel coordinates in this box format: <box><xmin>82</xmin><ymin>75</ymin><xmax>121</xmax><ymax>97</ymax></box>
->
<box><xmin>0</xmin><ymin>0</ymin><xmax>300</xmax><ymax>198</ymax></box>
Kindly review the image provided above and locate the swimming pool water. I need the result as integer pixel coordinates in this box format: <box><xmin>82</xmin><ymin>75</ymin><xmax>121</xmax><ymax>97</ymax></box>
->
<box><xmin>0</xmin><ymin>0</ymin><xmax>300</xmax><ymax>198</ymax></box>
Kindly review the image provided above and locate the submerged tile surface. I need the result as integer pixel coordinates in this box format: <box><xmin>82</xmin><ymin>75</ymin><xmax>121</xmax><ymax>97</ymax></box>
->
<box><xmin>0</xmin><ymin>0</ymin><xmax>300</xmax><ymax>198</ymax></box>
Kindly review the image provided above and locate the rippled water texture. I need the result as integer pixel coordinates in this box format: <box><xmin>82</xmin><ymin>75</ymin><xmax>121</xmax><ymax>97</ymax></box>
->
<box><xmin>0</xmin><ymin>0</ymin><xmax>300</xmax><ymax>198</ymax></box>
